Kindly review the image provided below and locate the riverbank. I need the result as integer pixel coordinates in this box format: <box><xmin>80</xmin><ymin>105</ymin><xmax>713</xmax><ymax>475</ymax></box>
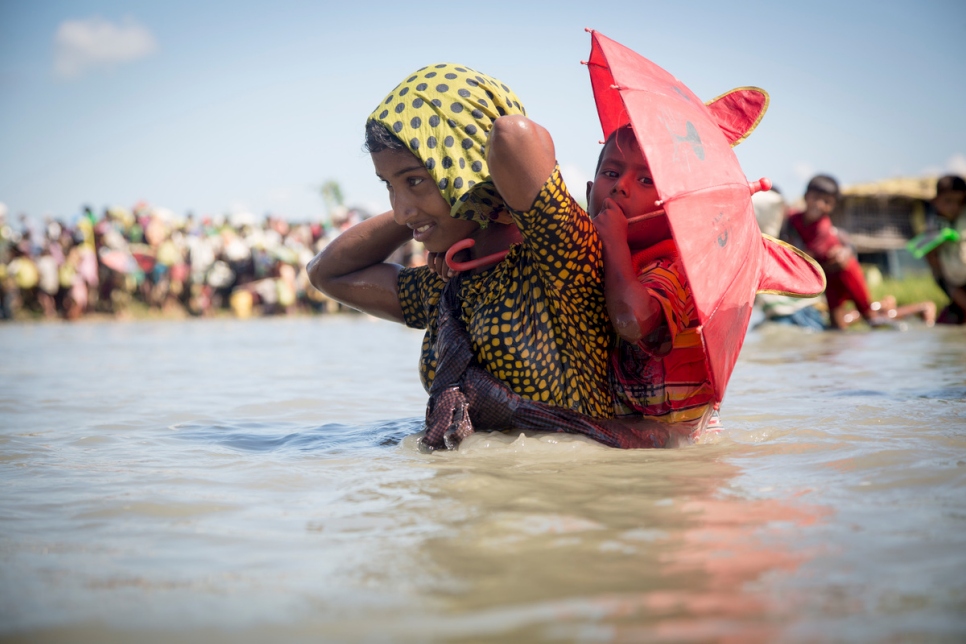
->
<box><xmin>1</xmin><ymin>296</ymin><xmax>353</xmax><ymax>323</ymax></box>
<box><xmin>3</xmin><ymin>271</ymin><xmax>952</xmax><ymax>325</ymax></box>
<box><xmin>869</xmin><ymin>273</ymin><xmax>949</xmax><ymax>307</ymax></box>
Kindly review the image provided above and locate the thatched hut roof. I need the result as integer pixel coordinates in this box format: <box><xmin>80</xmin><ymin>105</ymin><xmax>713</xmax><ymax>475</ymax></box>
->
<box><xmin>841</xmin><ymin>176</ymin><xmax>938</xmax><ymax>200</ymax></box>
<box><xmin>830</xmin><ymin>176</ymin><xmax>938</xmax><ymax>252</ymax></box>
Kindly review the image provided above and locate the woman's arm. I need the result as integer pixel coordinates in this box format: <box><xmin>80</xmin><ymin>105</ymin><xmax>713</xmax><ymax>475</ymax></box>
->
<box><xmin>593</xmin><ymin>199</ymin><xmax>665</xmax><ymax>344</ymax></box>
<box><xmin>486</xmin><ymin>115</ymin><xmax>557</xmax><ymax>212</ymax></box>
<box><xmin>306</xmin><ymin>211</ymin><xmax>413</xmax><ymax>322</ymax></box>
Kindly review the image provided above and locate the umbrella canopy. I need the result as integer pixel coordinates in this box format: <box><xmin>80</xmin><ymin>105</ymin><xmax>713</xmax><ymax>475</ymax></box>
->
<box><xmin>99</xmin><ymin>248</ymin><xmax>139</xmax><ymax>275</ymax></box>
<box><xmin>585</xmin><ymin>29</ymin><xmax>824</xmax><ymax>401</ymax></box>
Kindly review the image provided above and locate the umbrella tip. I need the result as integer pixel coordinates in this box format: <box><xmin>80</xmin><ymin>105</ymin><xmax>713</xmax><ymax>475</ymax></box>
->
<box><xmin>748</xmin><ymin>177</ymin><xmax>772</xmax><ymax>194</ymax></box>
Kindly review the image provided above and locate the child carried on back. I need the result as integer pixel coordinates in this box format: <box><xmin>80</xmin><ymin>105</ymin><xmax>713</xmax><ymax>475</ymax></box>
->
<box><xmin>588</xmin><ymin>126</ymin><xmax>715</xmax><ymax>436</ymax></box>
<box><xmin>428</xmin><ymin>121</ymin><xmax>717</xmax><ymax>444</ymax></box>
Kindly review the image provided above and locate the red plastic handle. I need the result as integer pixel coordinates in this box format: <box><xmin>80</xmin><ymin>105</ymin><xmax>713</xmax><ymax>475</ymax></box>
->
<box><xmin>444</xmin><ymin>238</ymin><xmax>509</xmax><ymax>272</ymax></box>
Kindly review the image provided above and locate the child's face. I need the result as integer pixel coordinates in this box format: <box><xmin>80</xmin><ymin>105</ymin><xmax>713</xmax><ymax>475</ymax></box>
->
<box><xmin>803</xmin><ymin>190</ymin><xmax>836</xmax><ymax>222</ymax></box>
<box><xmin>933</xmin><ymin>191</ymin><xmax>965</xmax><ymax>221</ymax></box>
<box><xmin>586</xmin><ymin>129</ymin><xmax>660</xmax><ymax>220</ymax></box>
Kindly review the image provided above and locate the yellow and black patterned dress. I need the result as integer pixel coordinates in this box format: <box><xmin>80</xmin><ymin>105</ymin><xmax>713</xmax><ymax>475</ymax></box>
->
<box><xmin>398</xmin><ymin>166</ymin><xmax>615</xmax><ymax>418</ymax></box>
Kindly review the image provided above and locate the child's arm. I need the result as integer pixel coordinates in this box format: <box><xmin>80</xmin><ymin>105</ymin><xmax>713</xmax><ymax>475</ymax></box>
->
<box><xmin>592</xmin><ymin>198</ymin><xmax>665</xmax><ymax>344</ymax></box>
<box><xmin>950</xmin><ymin>283</ymin><xmax>966</xmax><ymax>311</ymax></box>
<box><xmin>826</xmin><ymin>226</ymin><xmax>856</xmax><ymax>270</ymax></box>
<box><xmin>924</xmin><ymin>248</ymin><xmax>943</xmax><ymax>279</ymax></box>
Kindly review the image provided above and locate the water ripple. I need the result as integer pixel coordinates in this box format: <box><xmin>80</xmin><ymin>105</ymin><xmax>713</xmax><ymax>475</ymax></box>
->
<box><xmin>169</xmin><ymin>417</ymin><xmax>424</xmax><ymax>453</ymax></box>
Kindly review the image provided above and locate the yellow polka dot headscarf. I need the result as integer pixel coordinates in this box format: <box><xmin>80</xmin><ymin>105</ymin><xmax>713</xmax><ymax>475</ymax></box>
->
<box><xmin>368</xmin><ymin>63</ymin><xmax>527</xmax><ymax>226</ymax></box>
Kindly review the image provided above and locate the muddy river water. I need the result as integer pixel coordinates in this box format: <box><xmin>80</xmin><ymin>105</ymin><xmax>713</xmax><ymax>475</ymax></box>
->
<box><xmin>1</xmin><ymin>315</ymin><xmax>964</xmax><ymax>642</ymax></box>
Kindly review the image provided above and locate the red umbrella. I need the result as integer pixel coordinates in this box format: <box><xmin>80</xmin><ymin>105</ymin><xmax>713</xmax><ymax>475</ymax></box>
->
<box><xmin>585</xmin><ymin>29</ymin><xmax>825</xmax><ymax>401</ymax></box>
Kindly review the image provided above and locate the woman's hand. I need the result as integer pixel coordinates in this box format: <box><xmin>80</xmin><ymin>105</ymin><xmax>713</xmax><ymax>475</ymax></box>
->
<box><xmin>305</xmin><ymin>211</ymin><xmax>412</xmax><ymax>322</ymax></box>
<box><xmin>426</xmin><ymin>251</ymin><xmax>463</xmax><ymax>282</ymax></box>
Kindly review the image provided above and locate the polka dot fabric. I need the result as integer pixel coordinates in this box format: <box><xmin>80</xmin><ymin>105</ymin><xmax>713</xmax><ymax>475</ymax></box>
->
<box><xmin>398</xmin><ymin>166</ymin><xmax>615</xmax><ymax>418</ymax></box>
<box><xmin>368</xmin><ymin>63</ymin><xmax>526</xmax><ymax>226</ymax></box>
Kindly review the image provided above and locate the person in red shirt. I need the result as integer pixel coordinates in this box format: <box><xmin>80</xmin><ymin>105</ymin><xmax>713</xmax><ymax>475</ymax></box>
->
<box><xmin>784</xmin><ymin>174</ymin><xmax>934</xmax><ymax>329</ymax></box>
<box><xmin>784</xmin><ymin>174</ymin><xmax>877</xmax><ymax>329</ymax></box>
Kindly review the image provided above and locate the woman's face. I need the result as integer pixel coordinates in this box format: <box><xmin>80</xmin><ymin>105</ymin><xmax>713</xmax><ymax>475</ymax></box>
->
<box><xmin>372</xmin><ymin>147</ymin><xmax>480</xmax><ymax>254</ymax></box>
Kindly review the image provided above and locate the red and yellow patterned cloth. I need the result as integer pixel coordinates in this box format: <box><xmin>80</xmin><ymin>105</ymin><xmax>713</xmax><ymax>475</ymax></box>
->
<box><xmin>609</xmin><ymin>251</ymin><xmax>714</xmax><ymax>424</ymax></box>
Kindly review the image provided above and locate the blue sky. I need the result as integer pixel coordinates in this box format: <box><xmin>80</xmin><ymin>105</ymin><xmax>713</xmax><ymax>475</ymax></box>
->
<box><xmin>1</xmin><ymin>0</ymin><xmax>964</xmax><ymax>223</ymax></box>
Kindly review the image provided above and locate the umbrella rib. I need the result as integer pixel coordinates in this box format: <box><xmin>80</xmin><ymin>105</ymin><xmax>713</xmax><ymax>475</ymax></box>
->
<box><xmin>657</xmin><ymin>181</ymin><xmax>749</xmax><ymax>207</ymax></box>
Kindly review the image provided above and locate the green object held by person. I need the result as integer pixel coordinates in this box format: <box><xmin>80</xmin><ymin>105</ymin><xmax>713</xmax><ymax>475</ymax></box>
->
<box><xmin>907</xmin><ymin>227</ymin><xmax>960</xmax><ymax>259</ymax></box>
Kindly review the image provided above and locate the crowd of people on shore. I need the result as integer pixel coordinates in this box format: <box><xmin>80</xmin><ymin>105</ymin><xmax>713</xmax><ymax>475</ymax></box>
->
<box><xmin>2</xmin><ymin>174</ymin><xmax>963</xmax><ymax>327</ymax></box>
<box><xmin>0</xmin><ymin>202</ymin><xmax>425</xmax><ymax>321</ymax></box>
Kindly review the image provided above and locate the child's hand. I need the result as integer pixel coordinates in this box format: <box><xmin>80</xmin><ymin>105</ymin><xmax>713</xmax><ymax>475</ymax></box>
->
<box><xmin>426</xmin><ymin>251</ymin><xmax>461</xmax><ymax>282</ymax></box>
<box><xmin>592</xmin><ymin>198</ymin><xmax>629</xmax><ymax>243</ymax></box>
<box><xmin>826</xmin><ymin>245</ymin><xmax>854</xmax><ymax>270</ymax></box>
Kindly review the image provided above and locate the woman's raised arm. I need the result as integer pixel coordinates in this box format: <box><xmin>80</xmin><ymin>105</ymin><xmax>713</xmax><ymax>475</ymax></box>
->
<box><xmin>306</xmin><ymin>211</ymin><xmax>413</xmax><ymax>323</ymax></box>
<box><xmin>486</xmin><ymin>115</ymin><xmax>557</xmax><ymax>212</ymax></box>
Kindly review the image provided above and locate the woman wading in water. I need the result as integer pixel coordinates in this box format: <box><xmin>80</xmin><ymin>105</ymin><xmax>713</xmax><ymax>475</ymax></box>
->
<box><xmin>308</xmin><ymin>63</ymin><xmax>671</xmax><ymax>449</ymax></box>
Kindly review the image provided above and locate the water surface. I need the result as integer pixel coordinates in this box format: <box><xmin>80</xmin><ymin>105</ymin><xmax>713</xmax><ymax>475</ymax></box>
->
<box><xmin>1</xmin><ymin>316</ymin><xmax>964</xmax><ymax>642</ymax></box>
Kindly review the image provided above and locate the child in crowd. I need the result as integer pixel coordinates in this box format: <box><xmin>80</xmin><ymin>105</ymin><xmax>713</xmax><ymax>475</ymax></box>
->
<box><xmin>589</xmin><ymin>126</ymin><xmax>715</xmax><ymax>434</ymax></box>
<box><xmin>925</xmin><ymin>175</ymin><xmax>966</xmax><ymax>325</ymax></box>
<box><xmin>783</xmin><ymin>174</ymin><xmax>935</xmax><ymax>329</ymax></box>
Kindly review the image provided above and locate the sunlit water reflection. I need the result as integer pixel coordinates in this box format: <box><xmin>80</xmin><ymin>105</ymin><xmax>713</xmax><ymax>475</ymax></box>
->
<box><xmin>1</xmin><ymin>316</ymin><xmax>964</xmax><ymax>642</ymax></box>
